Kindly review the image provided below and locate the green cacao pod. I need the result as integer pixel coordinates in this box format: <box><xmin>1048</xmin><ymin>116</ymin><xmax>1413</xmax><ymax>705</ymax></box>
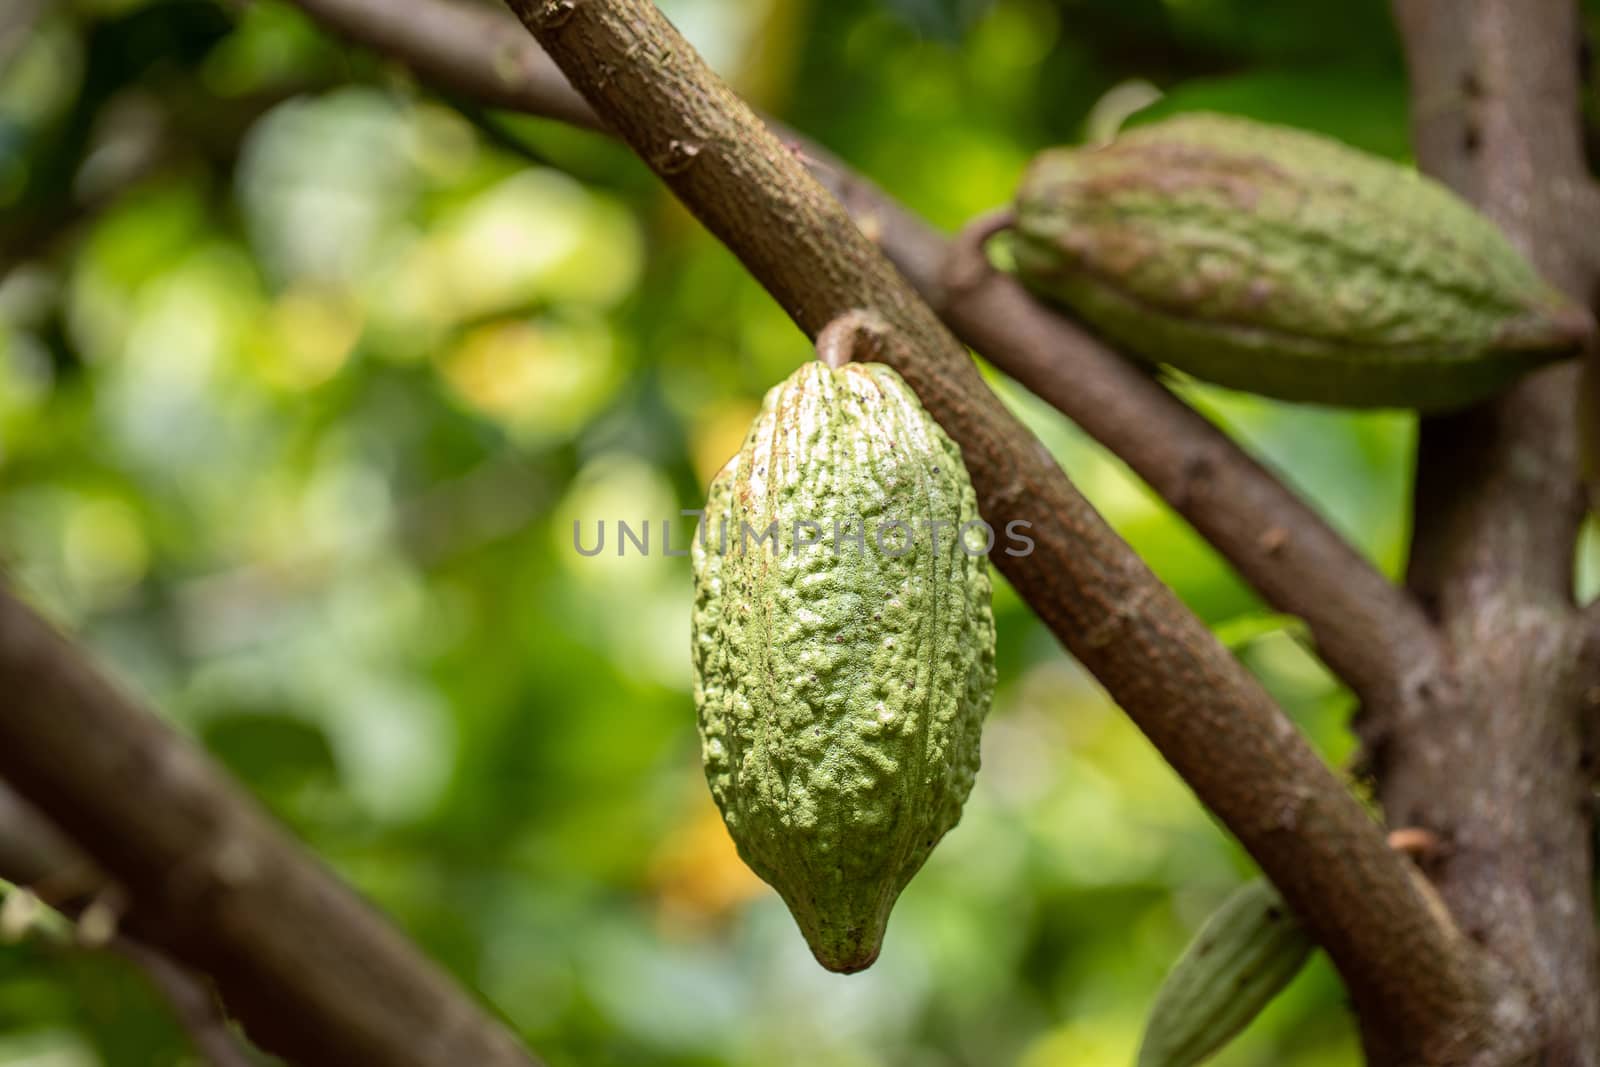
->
<box><xmin>1011</xmin><ymin>112</ymin><xmax>1593</xmax><ymax>408</ymax></box>
<box><xmin>691</xmin><ymin>359</ymin><xmax>996</xmax><ymax>973</ymax></box>
<box><xmin>1137</xmin><ymin>878</ymin><xmax>1316</xmax><ymax>1067</ymax></box>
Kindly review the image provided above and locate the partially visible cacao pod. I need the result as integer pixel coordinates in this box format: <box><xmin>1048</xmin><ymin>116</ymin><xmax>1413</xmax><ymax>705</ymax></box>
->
<box><xmin>691</xmin><ymin>359</ymin><xmax>996</xmax><ymax>973</ymax></box>
<box><xmin>1011</xmin><ymin>112</ymin><xmax>1593</xmax><ymax>409</ymax></box>
<box><xmin>1137</xmin><ymin>878</ymin><xmax>1315</xmax><ymax>1067</ymax></box>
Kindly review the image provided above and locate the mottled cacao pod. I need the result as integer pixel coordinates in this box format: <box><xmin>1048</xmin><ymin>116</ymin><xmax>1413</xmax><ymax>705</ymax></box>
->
<box><xmin>691</xmin><ymin>359</ymin><xmax>995</xmax><ymax>973</ymax></box>
<box><xmin>1137</xmin><ymin>879</ymin><xmax>1315</xmax><ymax>1067</ymax></box>
<box><xmin>1011</xmin><ymin>112</ymin><xmax>1592</xmax><ymax>408</ymax></box>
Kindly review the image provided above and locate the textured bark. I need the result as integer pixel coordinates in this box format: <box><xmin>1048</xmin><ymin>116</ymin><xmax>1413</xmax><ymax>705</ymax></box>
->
<box><xmin>1369</xmin><ymin>1</ymin><xmax>1600</xmax><ymax>1063</ymax></box>
<box><xmin>0</xmin><ymin>591</ymin><xmax>541</xmax><ymax>1067</ymax></box>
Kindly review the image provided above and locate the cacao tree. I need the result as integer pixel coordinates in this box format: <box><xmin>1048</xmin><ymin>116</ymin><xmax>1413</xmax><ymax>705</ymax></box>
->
<box><xmin>0</xmin><ymin>1</ymin><xmax>1598</xmax><ymax>1065</ymax></box>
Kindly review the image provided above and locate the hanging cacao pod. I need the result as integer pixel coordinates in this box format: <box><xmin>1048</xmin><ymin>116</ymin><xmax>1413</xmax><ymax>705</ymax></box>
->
<box><xmin>691</xmin><ymin>358</ymin><xmax>996</xmax><ymax>973</ymax></box>
<box><xmin>1137</xmin><ymin>878</ymin><xmax>1316</xmax><ymax>1067</ymax></box>
<box><xmin>1010</xmin><ymin>112</ymin><xmax>1593</xmax><ymax>408</ymax></box>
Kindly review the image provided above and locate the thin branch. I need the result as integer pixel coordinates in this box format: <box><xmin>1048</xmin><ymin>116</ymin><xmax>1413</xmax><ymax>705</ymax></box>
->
<box><xmin>289</xmin><ymin>0</ymin><xmax>602</xmax><ymax>132</ymax></box>
<box><xmin>0</xmin><ymin>787</ymin><xmax>98</xmax><ymax>901</ymax></box>
<box><xmin>282</xmin><ymin>0</ymin><xmax>1441</xmax><ymax>731</ymax></box>
<box><xmin>0</xmin><ymin>589</ymin><xmax>541</xmax><ymax>1067</ymax></box>
<box><xmin>472</xmin><ymin>0</ymin><xmax>1507</xmax><ymax>1055</ymax></box>
<box><xmin>0</xmin><ymin>788</ymin><xmax>257</xmax><ymax>1067</ymax></box>
<box><xmin>114</xmin><ymin>940</ymin><xmax>258</xmax><ymax>1067</ymax></box>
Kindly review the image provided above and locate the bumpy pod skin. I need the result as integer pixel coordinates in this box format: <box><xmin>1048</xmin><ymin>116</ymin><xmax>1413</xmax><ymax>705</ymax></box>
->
<box><xmin>691</xmin><ymin>360</ymin><xmax>996</xmax><ymax>974</ymax></box>
<box><xmin>1012</xmin><ymin>112</ymin><xmax>1593</xmax><ymax>409</ymax></box>
<box><xmin>1137</xmin><ymin>879</ymin><xmax>1315</xmax><ymax>1067</ymax></box>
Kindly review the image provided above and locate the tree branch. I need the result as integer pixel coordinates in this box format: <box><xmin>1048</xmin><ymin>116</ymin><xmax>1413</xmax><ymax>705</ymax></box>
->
<box><xmin>1375</xmin><ymin>0</ymin><xmax>1600</xmax><ymax>1062</ymax></box>
<box><xmin>0</xmin><ymin>589</ymin><xmax>541</xmax><ymax>1067</ymax></box>
<box><xmin>0</xmin><ymin>788</ymin><xmax>256</xmax><ymax>1067</ymax></box>
<box><xmin>467</xmin><ymin>0</ymin><xmax>1512</xmax><ymax>1054</ymax></box>
<box><xmin>283</xmin><ymin>0</ymin><xmax>1441</xmax><ymax>735</ymax></box>
<box><xmin>114</xmin><ymin>940</ymin><xmax>258</xmax><ymax>1067</ymax></box>
<box><xmin>290</xmin><ymin>0</ymin><xmax>603</xmax><ymax>132</ymax></box>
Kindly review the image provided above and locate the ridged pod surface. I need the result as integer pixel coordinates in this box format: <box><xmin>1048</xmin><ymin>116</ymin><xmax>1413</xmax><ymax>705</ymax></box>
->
<box><xmin>1137</xmin><ymin>878</ymin><xmax>1316</xmax><ymax>1067</ymax></box>
<box><xmin>1012</xmin><ymin>112</ymin><xmax>1593</xmax><ymax>408</ymax></box>
<box><xmin>691</xmin><ymin>359</ymin><xmax>995</xmax><ymax>973</ymax></box>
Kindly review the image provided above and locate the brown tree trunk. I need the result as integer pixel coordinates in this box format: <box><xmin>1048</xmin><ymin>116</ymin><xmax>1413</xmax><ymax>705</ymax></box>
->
<box><xmin>1367</xmin><ymin>1</ymin><xmax>1600</xmax><ymax>1062</ymax></box>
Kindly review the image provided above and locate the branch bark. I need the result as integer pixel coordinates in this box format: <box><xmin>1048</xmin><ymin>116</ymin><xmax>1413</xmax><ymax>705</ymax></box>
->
<box><xmin>113</xmin><ymin>940</ymin><xmax>258</xmax><ymax>1067</ymax></box>
<box><xmin>474</xmin><ymin>0</ymin><xmax>1518</xmax><ymax>1055</ymax></box>
<box><xmin>0</xmin><ymin>589</ymin><xmax>541</xmax><ymax>1067</ymax></box>
<box><xmin>289</xmin><ymin>0</ymin><xmax>603</xmax><ymax>133</ymax></box>
<box><xmin>0</xmin><ymin>787</ymin><xmax>256</xmax><ymax>1067</ymax></box>
<box><xmin>280</xmin><ymin>0</ymin><xmax>1441</xmax><ymax>718</ymax></box>
<box><xmin>1376</xmin><ymin>1</ymin><xmax>1600</xmax><ymax>1063</ymax></box>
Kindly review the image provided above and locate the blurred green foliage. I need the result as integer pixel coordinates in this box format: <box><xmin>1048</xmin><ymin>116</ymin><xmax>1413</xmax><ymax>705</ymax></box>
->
<box><xmin>1</xmin><ymin>0</ymin><xmax>1595</xmax><ymax>1065</ymax></box>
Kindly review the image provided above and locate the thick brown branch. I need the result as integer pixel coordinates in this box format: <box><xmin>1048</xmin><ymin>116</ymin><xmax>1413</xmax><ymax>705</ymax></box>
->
<box><xmin>482</xmin><ymin>0</ymin><xmax>1508</xmax><ymax>1052</ymax></box>
<box><xmin>1380</xmin><ymin>1</ymin><xmax>1600</xmax><ymax>1063</ymax></box>
<box><xmin>281</xmin><ymin>0</ymin><xmax>1440</xmax><ymax>724</ymax></box>
<box><xmin>0</xmin><ymin>589</ymin><xmax>541</xmax><ymax>1067</ymax></box>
